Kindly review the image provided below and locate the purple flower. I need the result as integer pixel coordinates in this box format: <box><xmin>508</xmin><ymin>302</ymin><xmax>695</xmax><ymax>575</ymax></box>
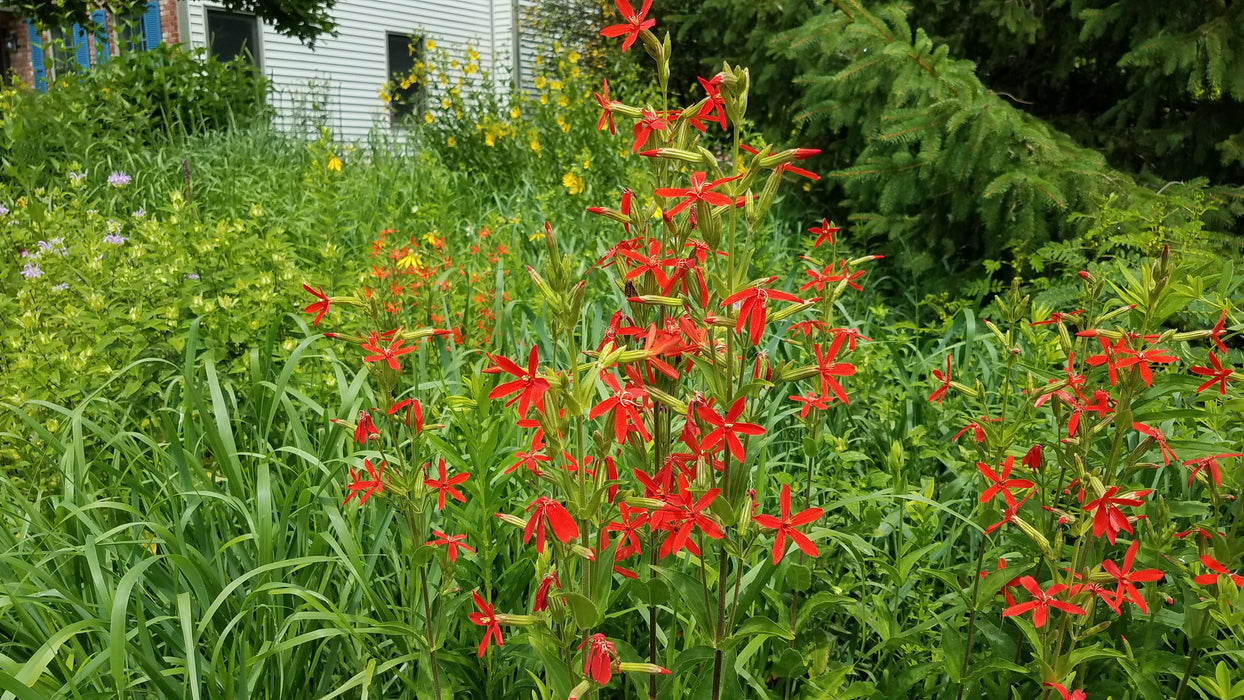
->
<box><xmin>108</xmin><ymin>171</ymin><xmax>131</xmax><ymax>187</ymax></box>
<box><xmin>69</xmin><ymin>171</ymin><xmax>87</xmax><ymax>184</ymax></box>
<box><xmin>53</xmin><ymin>282</ymin><xmax>69</xmax><ymax>291</ymax></box>
<box><xmin>132</xmin><ymin>208</ymin><xmax>146</xmax><ymax>218</ymax></box>
<box><xmin>185</xmin><ymin>273</ymin><xmax>201</xmax><ymax>280</ymax></box>
<box><xmin>37</xmin><ymin>237</ymin><xmax>67</xmax><ymax>256</ymax></box>
<box><xmin>0</xmin><ymin>205</ymin><xmax>8</xmax><ymax>215</ymax></box>
<box><xmin>20</xmin><ymin>263</ymin><xmax>42</xmax><ymax>279</ymax></box>
<box><xmin>103</xmin><ymin>234</ymin><xmax>128</xmax><ymax>245</ymax></box>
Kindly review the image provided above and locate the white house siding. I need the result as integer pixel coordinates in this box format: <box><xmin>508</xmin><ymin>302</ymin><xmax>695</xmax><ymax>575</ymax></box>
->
<box><xmin>185</xmin><ymin>0</ymin><xmax>523</xmax><ymax>141</ymax></box>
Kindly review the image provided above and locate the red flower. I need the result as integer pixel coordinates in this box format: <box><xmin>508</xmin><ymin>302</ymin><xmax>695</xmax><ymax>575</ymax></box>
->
<box><xmin>426</xmin><ymin>530</ymin><xmax>474</xmax><ymax>562</ymax></box>
<box><xmin>631</xmin><ymin>108</ymin><xmax>667</xmax><ymax>153</ymax></box>
<box><xmin>1115</xmin><ymin>345</ymin><xmax>1178</xmax><ymax>386</ymax></box>
<box><xmin>697</xmin><ymin>396</ymin><xmax>765</xmax><ymax>462</ymax></box>
<box><xmin>1191</xmin><ymin>353</ymin><xmax>1233</xmax><ymax>394</ymax></box>
<box><xmin>302</xmin><ymin>283</ymin><xmax>331</xmax><ymax>325</ymax></box>
<box><xmin>484</xmin><ymin>345</ymin><xmax>550</xmax><ymax>416</ymax></box>
<box><xmin>1085</xmin><ymin>336</ymin><xmax>1128</xmax><ymax>386</ymax></box>
<box><xmin>506</xmin><ymin>434</ymin><xmax>552</xmax><ymax>475</ymax></box>
<box><xmin>688</xmin><ymin>75</ymin><xmax>726</xmax><ymax>131</ymax></box>
<box><xmin>1195</xmin><ymin>555</ymin><xmax>1244</xmax><ymax>587</ymax></box>
<box><xmin>593</xmin><ymin>78</ymin><xmax>619</xmax><ymax>134</ymax></box>
<box><xmin>1182</xmin><ymin>453</ymin><xmax>1243</xmax><ymax>488</ymax></box>
<box><xmin>654</xmin><ymin>474</ymin><xmax>723</xmax><ymax>558</ymax></box>
<box><xmin>1002</xmin><ymin>577</ymin><xmax>1086</xmax><ymax>628</ymax></box>
<box><xmin>654</xmin><ymin>171</ymin><xmax>740</xmax><ymax>217</ymax></box>
<box><xmin>1132</xmin><ymin>422</ymin><xmax>1178</xmax><ymax>466</ymax></box>
<box><xmin>352</xmin><ymin>410</ymin><xmax>380</xmax><ymax>444</ymax></box>
<box><xmin>590</xmin><ymin>372</ymin><xmax>650</xmax><ymax>444</ymax></box>
<box><xmin>721</xmin><ymin>277</ymin><xmax>804</xmax><ymax>346</ymax></box>
<box><xmin>827</xmin><ymin>327</ymin><xmax>871</xmax><ymax>350</ymax></box>
<box><xmin>533</xmin><ymin>570</ymin><xmax>561</xmax><ymax>612</ymax></box>
<box><xmin>386</xmin><ymin>398</ymin><xmax>424</xmax><ymax>432</ymax></box>
<box><xmin>954</xmin><ymin>420</ymin><xmax>988</xmax><ymax>443</ymax></box>
<box><xmin>787</xmin><ymin>320</ymin><xmax>828</xmax><ymax>337</ymax></box>
<box><xmin>928</xmin><ymin>354</ymin><xmax>953</xmax><ymax>403</ymax></box>
<box><xmin>1083</xmin><ymin>487</ymin><xmax>1151</xmax><ymax>544</ymax></box>
<box><xmin>977</xmin><ymin>455</ymin><xmax>1034</xmax><ymax>507</ymax></box>
<box><xmin>808</xmin><ymin>218</ymin><xmax>838</xmax><ymax>248</ymax></box>
<box><xmin>790</xmin><ymin>391</ymin><xmax>833</xmax><ymax>418</ymax></box>
<box><xmin>980</xmin><ymin>557</ymin><xmax>1023</xmax><ymax>605</ymax></box>
<box><xmin>579</xmin><ymin>633</ymin><xmax>620</xmax><ymax>685</ymax></box>
<box><xmin>1043</xmin><ymin>683</ymin><xmax>1087</xmax><ymax>700</ymax></box>
<box><xmin>605</xmin><ymin>504</ymin><xmax>649</xmax><ymax>559</ymax></box>
<box><xmin>360</xmin><ymin>333</ymin><xmax>415</xmax><ymax>370</ymax></box>
<box><xmin>983</xmin><ymin>493</ymin><xmax>1032</xmax><ymax>535</ymax></box>
<box><xmin>1022</xmin><ymin>444</ymin><xmax>1043</xmax><ymax>471</ymax></box>
<box><xmin>1030</xmin><ymin>310</ymin><xmax>1083</xmax><ymax>326</ymax></box>
<box><xmin>812</xmin><ymin>339</ymin><xmax>856</xmax><ymax>404</ymax></box>
<box><xmin>1207</xmin><ymin>309</ymin><xmax>1230</xmax><ymax>354</ymax></box>
<box><xmin>424</xmin><ymin>457</ymin><xmax>469</xmax><ymax>510</ymax></box>
<box><xmin>523</xmin><ymin>496</ymin><xmax>580</xmax><ymax>552</ymax></box>
<box><xmin>468</xmin><ymin>591</ymin><xmax>504</xmax><ymax>657</ymax></box>
<box><xmin>1101</xmin><ymin>539</ymin><xmax>1164</xmax><ymax>614</ymax></box>
<box><xmin>753</xmin><ymin>483</ymin><xmax>823</xmax><ymax>564</ymax></box>
<box><xmin>344</xmin><ymin>459</ymin><xmax>385</xmax><ymax>505</ymax></box>
<box><xmin>600</xmin><ymin>0</ymin><xmax>654</xmax><ymax>52</ymax></box>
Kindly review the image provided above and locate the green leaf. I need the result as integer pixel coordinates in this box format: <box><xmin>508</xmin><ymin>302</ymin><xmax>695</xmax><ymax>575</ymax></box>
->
<box><xmin>559</xmin><ymin>592</ymin><xmax>600</xmax><ymax>629</ymax></box>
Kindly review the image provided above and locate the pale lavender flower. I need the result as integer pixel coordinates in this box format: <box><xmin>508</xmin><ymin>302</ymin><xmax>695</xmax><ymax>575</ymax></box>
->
<box><xmin>20</xmin><ymin>263</ymin><xmax>42</xmax><ymax>279</ymax></box>
<box><xmin>108</xmin><ymin>171</ymin><xmax>131</xmax><ymax>187</ymax></box>
<box><xmin>0</xmin><ymin>205</ymin><xmax>8</xmax><ymax>215</ymax></box>
<box><xmin>185</xmin><ymin>273</ymin><xmax>200</xmax><ymax>280</ymax></box>
<box><xmin>132</xmin><ymin>208</ymin><xmax>146</xmax><ymax>218</ymax></box>
<box><xmin>103</xmin><ymin>233</ymin><xmax>128</xmax><ymax>245</ymax></box>
<box><xmin>69</xmin><ymin>171</ymin><xmax>87</xmax><ymax>184</ymax></box>
<box><xmin>53</xmin><ymin>283</ymin><xmax>69</xmax><ymax>291</ymax></box>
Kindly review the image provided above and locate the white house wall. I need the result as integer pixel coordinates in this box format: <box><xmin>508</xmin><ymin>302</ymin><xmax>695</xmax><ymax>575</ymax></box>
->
<box><xmin>186</xmin><ymin>0</ymin><xmax>522</xmax><ymax>141</ymax></box>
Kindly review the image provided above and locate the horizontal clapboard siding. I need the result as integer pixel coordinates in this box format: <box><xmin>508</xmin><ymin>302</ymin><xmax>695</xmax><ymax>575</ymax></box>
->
<box><xmin>186</xmin><ymin>0</ymin><xmax>529</xmax><ymax>140</ymax></box>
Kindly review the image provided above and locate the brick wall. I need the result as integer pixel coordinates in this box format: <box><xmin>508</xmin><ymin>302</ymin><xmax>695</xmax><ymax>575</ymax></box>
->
<box><xmin>157</xmin><ymin>0</ymin><xmax>180</xmax><ymax>45</ymax></box>
<box><xmin>1</xmin><ymin>12</ymin><xmax>35</xmax><ymax>86</ymax></box>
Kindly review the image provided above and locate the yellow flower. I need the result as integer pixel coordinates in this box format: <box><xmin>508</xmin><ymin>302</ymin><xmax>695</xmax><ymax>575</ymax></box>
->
<box><xmin>530</xmin><ymin>139</ymin><xmax>541</xmax><ymax>155</ymax></box>
<box><xmin>540</xmin><ymin>94</ymin><xmax>549</xmax><ymax>105</ymax></box>
<box><xmin>425</xmin><ymin>113</ymin><xmax>434</xmax><ymax>123</ymax></box>
<box><xmin>467</xmin><ymin>48</ymin><xmax>480</xmax><ymax>62</ymax></box>
<box><xmin>571</xmin><ymin>66</ymin><xmax>580</xmax><ymax>78</ymax></box>
<box><xmin>568</xmin><ymin>50</ymin><xmax>580</xmax><ymax>64</ymax></box>
<box><xmin>534</xmin><ymin>76</ymin><xmax>547</xmax><ymax>89</ymax></box>
<box><xmin>425</xmin><ymin>39</ymin><xmax>436</xmax><ymax>51</ymax></box>
<box><xmin>529</xmin><ymin>228</ymin><xmax>546</xmax><ymax>242</ymax></box>
<box><xmin>557</xmin><ymin>95</ymin><xmax>569</xmax><ymax>108</ymax></box>
<box><xmin>465</xmin><ymin>63</ymin><xmax>478</xmax><ymax>74</ymax></box>
<box><xmin>485</xmin><ymin>133</ymin><xmax>496</xmax><ymax>146</ymax></box>
<box><xmin>397</xmin><ymin>251</ymin><xmax>423</xmax><ymax>270</ymax></box>
<box><xmin>327</xmin><ymin>156</ymin><xmax>342</xmax><ymax>172</ymax></box>
<box><xmin>447</xmin><ymin>136</ymin><xmax>457</xmax><ymax>147</ymax></box>
<box><xmin>549</xmin><ymin>80</ymin><xmax>563</xmax><ymax>91</ymax></box>
<box><xmin>441</xmin><ymin>98</ymin><xmax>451</xmax><ymax>109</ymax></box>
<box><xmin>582</xmin><ymin>157</ymin><xmax>592</xmax><ymax>170</ymax></box>
<box><xmin>562</xmin><ymin>172</ymin><xmax>584</xmax><ymax>195</ymax></box>
<box><xmin>553</xmin><ymin>40</ymin><xmax>562</xmax><ymax>54</ymax></box>
<box><xmin>510</xmin><ymin>106</ymin><xmax>522</xmax><ymax>119</ymax></box>
<box><xmin>450</xmin><ymin>59</ymin><xmax>459</xmax><ymax>69</ymax></box>
<box><xmin>423</xmin><ymin>231</ymin><xmax>440</xmax><ymax>245</ymax></box>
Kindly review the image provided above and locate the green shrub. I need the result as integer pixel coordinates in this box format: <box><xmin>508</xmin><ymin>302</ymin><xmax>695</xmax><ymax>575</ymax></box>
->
<box><xmin>0</xmin><ymin>45</ymin><xmax>269</xmax><ymax>187</ymax></box>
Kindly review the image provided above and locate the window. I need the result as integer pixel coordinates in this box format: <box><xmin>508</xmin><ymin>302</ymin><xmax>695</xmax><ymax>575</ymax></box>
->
<box><xmin>116</xmin><ymin>13</ymin><xmax>146</xmax><ymax>53</ymax></box>
<box><xmin>207</xmin><ymin>9</ymin><xmax>260</xmax><ymax>67</ymax></box>
<box><xmin>386</xmin><ymin>33</ymin><xmax>424</xmax><ymax>125</ymax></box>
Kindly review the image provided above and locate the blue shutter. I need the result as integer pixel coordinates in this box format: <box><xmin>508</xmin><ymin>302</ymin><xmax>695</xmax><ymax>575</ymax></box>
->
<box><xmin>142</xmin><ymin>1</ymin><xmax>162</xmax><ymax>50</ymax></box>
<box><xmin>91</xmin><ymin>10</ymin><xmax>110</xmax><ymax>65</ymax></box>
<box><xmin>28</xmin><ymin>22</ymin><xmax>46</xmax><ymax>92</ymax></box>
<box><xmin>72</xmin><ymin>23</ymin><xmax>90</xmax><ymax>69</ymax></box>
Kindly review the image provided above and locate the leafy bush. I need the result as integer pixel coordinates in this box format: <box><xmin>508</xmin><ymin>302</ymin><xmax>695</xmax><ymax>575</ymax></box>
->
<box><xmin>0</xmin><ymin>45</ymin><xmax>269</xmax><ymax>187</ymax></box>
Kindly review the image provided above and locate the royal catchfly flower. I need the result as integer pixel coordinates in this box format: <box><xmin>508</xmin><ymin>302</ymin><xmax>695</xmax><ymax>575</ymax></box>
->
<box><xmin>301</xmin><ymin>284</ymin><xmax>332</xmax><ymax>326</ymax></box>
<box><xmin>484</xmin><ymin>345</ymin><xmax>550</xmax><ymax>416</ymax></box>
<box><xmin>344</xmin><ymin>459</ymin><xmax>385</xmax><ymax>506</ymax></box>
<box><xmin>579</xmin><ymin>633</ymin><xmax>621</xmax><ymax>685</ymax></box>
<box><xmin>522</xmin><ymin>496</ymin><xmax>580</xmax><ymax>553</ymax></box>
<box><xmin>753</xmin><ymin>483</ymin><xmax>823</xmax><ymax>564</ymax></box>
<box><xmin>424</xmin><ymin>457</ymin><xmax>469</xmax><ymax>510</ymax></box>
<box><xmin>599</xmin><ymin>0</ymin><xmax>655</xmax><ymax>52</ymax></box>
<box><xmin>928</xmin><ymin>354</ymin><xmax>953</xmax><ymax>403</ymax></box>
<box><xmin>1002</xmin><ymin>577</ymin><xmax>1086</xmax><ymax>628</ymax></box>
<box><xmin>1083</xmin><ymin>487</ymin><xmax>1152</xmax><ymax>545</ymax></box>
<box><xmin>468</xmin><ymin>590</ymin><xmax>504</xmax><ymax>656</ymax></box>
<box><xmin>426</xmin><ymin>531</ymin><xmax>474</xmax><ymax>562</ymax></box>
<box><xmin>1195</xmin><ymin>555</ymin><xmax>1244</xmax><ymax>587</ymax></box>
<box><xmin>1101</xmin><ymin>539</ymin><xmax>1164</xmax><ymax>614</ymax></box>
<box><xmin>696</xmin><ymin>396</ymin><xmax>765</xmax><ymax>463</ymax></box>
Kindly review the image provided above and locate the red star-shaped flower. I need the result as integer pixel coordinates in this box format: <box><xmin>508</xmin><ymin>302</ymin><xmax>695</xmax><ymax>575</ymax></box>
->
<box><xmin>753</xmin><ymin>483</ymin><xmax>823</xmax><ymax>564</ymax></box>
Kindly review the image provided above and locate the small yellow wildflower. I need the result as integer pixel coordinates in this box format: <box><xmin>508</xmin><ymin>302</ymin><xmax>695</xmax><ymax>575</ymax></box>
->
<box><xmin>549</xmin><ymin>80</ymin><xmax>563</xmax><ymax>91</ymax></box>
<box><xmin>425</xmin><ymin>113</ymin><xmax>434</xmax><ymax>123</ymax></box>
<box><xmin>557</xmin><ymin>95</ymin><xmax>569</xmax><ymax>108</ymax></box>
<box><xmin>571</xmin><ymin>66</ymin><xmax>580</xmax><ymax>78</ymax></box>
<box><xmin>425</xmin><ymin>39</ymin><xmax>436</xmax><ymax>51</ymax></box>
<box><xmin>530</xmin><ymin>139</ymin><xmax>542</xmax><ymax>155</ymax></box>
<box><xmin>568</xmin><ymin>50</ymin><xmax>580</xmax><ymax>64</ymax></box>
<box><xmin>553</xmin><ymin>40</ymin><xmax>562</xmax><ymax>54</ymax></box>
<box><xmin>540</xmin><ymin>94</ymin><xmax>549</xmax><ymax>105</ymax></box>
<box><xmin>582</xmin><ymin>157</ymin><xmax>592</xmax><ymax>170</ymax></box>
<box><xmin>562</xmin><ymin>172</ymin><xmax>584</xmax><ymax>195</ymax></box>
<box><xmin>651</xmin><ymin>206</ymin><xmax>663</xmax><ymax>219</ymax></box>
<box><xmin>529</xmin><ymin>228</ymin><xmax>546</xmax><ymax>242</ymax></box>
<box><xmin>397</xmin><ymin>251</ymin><xmax>423</xmax><ymax>270</ymax></box>
<box><xmin>485</xmin><ymin>133</ymin><xmax>496</xmax><ymax>146</ymax></box>
<box><xmin>450</xmin><ymin>59</ymin><xmax>459</xmax><ymax>69</ymax></box>
<box><xmin>510</xmin><ymin>106</ymin><xmax>521</xmax><ymax>119</ymax></box>
<box><xmin>447</xmin><ymin>136</ymin><xmax>457</xmax><ymax>147</ymax></box>
<box><xmin>465</xmin><ymin>63</ymin><xmax>478</xmax><ymax>74</ymax></box>
<box><xmin>534</xmin><ymin>76</ymin><xmax>547</xmax><ymax>89</ymax></box>
<box><xmin>423</xmin><ymin>231</ymin><xmax>440</xmax><ymax>245</ymax></box>
<box><xmin>327</xmin><ymin>156</ymin><xmax>342</xmax><ymax>172</ymax></box>
<box><xmin>467</xmin><ymin>48</ymin><xmax>480</xmax><ymax>62</ymax></box>
<box><xmin>441</xmin><ymin>98</ymin><xmax>451</xmax><ymax>109</ymax></box>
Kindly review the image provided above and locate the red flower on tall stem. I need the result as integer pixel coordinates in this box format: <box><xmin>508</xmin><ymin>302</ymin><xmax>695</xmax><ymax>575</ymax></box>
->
<box><xmin>579</xmin><ymin>633</ymin><xmax>621</xmax><ymax>685</ymax></box>
<box><xmin>983</xmin><ymin>493</ymin><xmax>1032</xmax><ymax>535</ymax></box>
<box><xmin>302</xmin><ymin>284</ymin><xmax>331</xmax><ymax>325</ymax></box>
<box><xmin>484</xmin><ymin>345</ymin><xmax>550</xmax><ymax>416</ymax></box>
<box><xmin>654</xmin><ymin>171</ymin><xmax>740</xmax><ymax>217</ymax></box>
<box><xmin>533</xmin><ymin>570</ymin><xmax>561</xmax><ymax>612</ymax></box>
<box><xmin>1083</xmin><ymin>487</ymin><xmax>1152</xmax><ymax>544</ymax></box>
<box><xmin>344</xmin><ymin>459</ymin><xmax>385</xmax><ymax>505</ymax></box>
<box><xmin>424</xmin><ymin>457</ymin><xmax>469</xmax><ymax>510</ymax></box>
<box><xmin>753</xmin><ymin>483</ymin><xmax>823</xmax><ymax>564</ymax></box>
<box><xmin>654</xmin><ymin>474</ymin><xmax>723</xmax><ymax>558</ymax></box>
<box><xmin>688</xmin><ymin>75</ymin><xmax>725</xmax><ymax>131</ymax></box>
<box><xmin>812</xmin><ymin>338</ymin><xmax>856</xmax><ymax>404</ymax></box>
<box><xmin>977</xmin><ymin>455</ymin><xmax>1034</xmax><ymax>507</ymax></box>
<box><xmin>352</xmin><ymin>410</ymin><xmax>380</xmax><ymax>444</ymax></box>
<box><xmin>1086</xmin><ymin>336</ymin><xmax>1129</xmax><ymax>386</ymax></box>
<box><xmin>523</xmin><ymin>496</ymin><xmax>580</xmax><ymax>553</ymax></box>
<box><xmin>1182</xmin><ymin>453</ymin><xmax>1243</xmax><ymax>488</ymax></box>
<box><xmin>1191</xmin><ymin>353</ymin><xmax>1233</xmax><ymax>394</ymax></box>
<box><xmin>590</xmin><ymin>372</ymin><xmax>651</xmax><ymax>444</ymax></box>
<box><xmin>808</xmin><ymin>218</ymin><xmax>838</xmax><ymax>248</ymax></box>
<box><xmin>928</xmin><ymin>354</ymin><xmax>953</xmax><ymax>403</ymax></box>
<box><xmin>1115</xmin><ymin>345</ymin><xmax>1178</xmax><ymax>386</ymax></box>
<box><xmin>426</xmin><ymin>531</ymin><xmax>474</xmax><ymax>562</ymax></box>
<box><xmin>1043</xmin><ymin>683</ymin><xmax>1087</xmax><ymax>700</ymax></box>
<box><xmin>1207</xmin><ymin>309</ymin><xmax>1230</xmax><ymax>354</ymax></box>
<box><xmin>599</xmin><ymin>0</ymin><xmax>654</xmax><ymax>52</ymax></box>
<box><xmin>697</xmin><ymin>396</ymin><xmax>765</xmax><ymax>462</ymax></box>
<box><xmin>604</xmin><ymin>504</ymin><xmax>649</xmax><ymax>559</ymax></box>
<box><xmin>789</xmin><ymin>391</ymin><xmax>833</xmax><ymax>418</ymax></box>
<box><xmin>1195</xmin><ymin>555</ymin><xmax>1244</xmax><ymax>587</ymax></box>
<box><xmin>631</xmin><ymin>108</ymin><xmax>667</xmax><ymax>153</ymax></box>
<box><xmin>361</xmin><ymin>333</ymin><xmax>415</xmax><ymax>370</ymax></box>
<box><xmin>594</xmin><ymin>78</ymin><xmax>619</xmax><ymax>134</ymax></box>
<box><xmin>721</xmin><ymin>277</ymin><xmax>804</xmax><ymax>346</ymax></box>
<box><xmin>506</xmin><ymin>434</ymin><xmax>552</xmax><ymax>475</ymax></box>
<box><xmin>468</xmin><ymin>590</ymin><xmax>504</xmax><ymax>657</ymax></box>
<box><xmin>1101</xmin><ymin>539</ymin><xmax>1164</xmax><ymax>614</ymax></box>
<box><xmin>386</xmin><ymin>398</ymin><xmax>424</xmax><ymax>432</ymax></box>
<box><xmin>1132</xmin><ymin>422</ymin><xmax>1178</xmax><ymax>466</ymax></box>
<box><xmin>1002</xmin><ymin>577</ymin><xmax>1086</xmax><ymax>628</ymax></box>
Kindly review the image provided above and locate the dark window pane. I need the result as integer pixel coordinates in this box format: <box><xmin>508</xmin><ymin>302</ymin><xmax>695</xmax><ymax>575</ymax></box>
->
<box><xmin>207</xmin><ymin>10</ymin><xmax>259</xmax><ymax>66</ymax></box>
<box><xmin>387</xmin><ymin>33</ymin><xmax>423</xmax><ymax>124</ymax></box>
<box><xmin>117</xmin><ymin>13</ymin><xmax>145</xmax><ymax>53</ymax></box>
